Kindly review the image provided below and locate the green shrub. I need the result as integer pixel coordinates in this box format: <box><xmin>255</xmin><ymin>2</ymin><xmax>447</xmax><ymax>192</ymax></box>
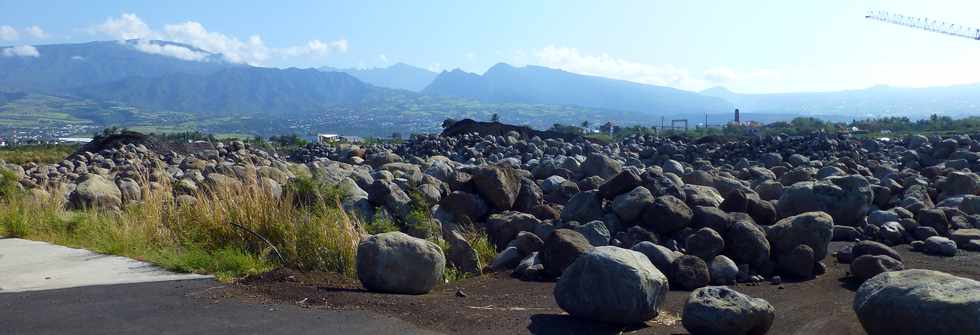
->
<box><xmin>443</xmin><ymin>265</ymin><xmax>470</xmax><ymax>283</ymax></box>
<box><xmin>0</xmin><ymin>169</ymin><xmax>20</xmax><ymax>200</ymax></box>
<box><xmin>458</xmin><ymin>222</ymin><xmax>496</xmax><ymax>269</ymax></box>
<box><xmin>363</xmin><ymin>211</ymin><xmax>399</xmax><ymax>235</ymax></box>
<box><xmin>285</xmin><ymin>176</ymin><xmax>345</xmax><ymax>208</ymax></box>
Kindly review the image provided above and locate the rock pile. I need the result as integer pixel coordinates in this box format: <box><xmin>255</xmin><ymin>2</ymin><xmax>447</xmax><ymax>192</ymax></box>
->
<box><xmin>281</xmin><ymin>129</ymin><xmax>980</xmax><ymax>297</ymax></box>
<box><xmin>8</xmin><ymin>138</ymin><xmax>297</xmax><ymax>209</ymax></box>
<box><xmin>12</xmin><ymin>125</ymin><xmax>980</xmax><ymax>328</ymax></box>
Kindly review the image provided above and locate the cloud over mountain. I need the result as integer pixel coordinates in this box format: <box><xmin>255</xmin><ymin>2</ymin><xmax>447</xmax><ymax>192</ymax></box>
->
<box><xmin>90</xmin><ymin>13</ymin><xmax>347</xmax><ymax>65</ymax></box>
<box><xmin>1</xmin><ymin>45</ymin><xmax>40</xmax><ymax>57</ymax></box>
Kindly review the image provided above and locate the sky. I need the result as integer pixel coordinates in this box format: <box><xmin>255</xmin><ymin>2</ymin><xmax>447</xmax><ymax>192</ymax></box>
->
<box><xmin>2</xmin><ymin>0</ymin><xmax>980</xmax><ymax>93</ymax></box>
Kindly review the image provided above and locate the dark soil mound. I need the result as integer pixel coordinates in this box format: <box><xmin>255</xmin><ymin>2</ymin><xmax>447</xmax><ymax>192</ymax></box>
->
<box><xmin>77</xmin><ymin>131</ymin><xmax>153</xmax><ymax>154</ymax></box>
<box><xmin>73</xmin><ymin>131</ymin><xmax>217</xmax><ymax>156</ymax></box>
<box><xmin>442</xmin><ymin>119</ymin><xmax>588</xmax><ymax>142</ymax></box>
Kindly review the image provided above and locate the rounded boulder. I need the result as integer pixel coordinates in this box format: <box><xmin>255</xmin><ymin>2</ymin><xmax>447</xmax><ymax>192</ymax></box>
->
<box><xmin>682</xmin><ymin>286</ymin><xmax>775</xmax><ymax>335</ymax></box>
<box><xmin>554</xmin><ymin>246</ymin><xmax>669</xmax><ymax>324</ymax></box>
<box><xmin>854</xmin><ymin>269</ymin><xmax>980</xmax><ymax>334</ymax></box>
<box><xmin>356</xmin><ymin>232</ymin><xmax>445</xmax><ymax>294</ymax></box>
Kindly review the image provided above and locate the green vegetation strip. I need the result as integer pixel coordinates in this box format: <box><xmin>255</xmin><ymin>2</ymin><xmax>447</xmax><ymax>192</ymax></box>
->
<box><xmin>0</xmin><ymin>144</ymin><xmax>78</xmax><ymax>165</ymax></box>
<box><xmin>0</xmin><ymin>171</ymin><xmax>497</xmax><ymax>283</ymax></box>
<box><xmin>0</xmin><ymin>175</ymin><xmax>361</xmax><ymax>282</ymax></box>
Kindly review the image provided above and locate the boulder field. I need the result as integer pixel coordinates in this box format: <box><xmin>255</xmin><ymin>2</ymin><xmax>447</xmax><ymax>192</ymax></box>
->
<box><xmin>10</xmin><ymin>126</ymin><xmax>980</xmax><ymax>333</ymax></box>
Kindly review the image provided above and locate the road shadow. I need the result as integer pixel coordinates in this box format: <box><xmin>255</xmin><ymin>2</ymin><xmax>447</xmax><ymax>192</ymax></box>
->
<box><xmin>527</xmin><ymin>314</ymin><xmax>648</xmax><ymax>335</ymax></box>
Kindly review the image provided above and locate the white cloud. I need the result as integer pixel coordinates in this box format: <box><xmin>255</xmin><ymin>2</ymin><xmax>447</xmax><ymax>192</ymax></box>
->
<box><xmin>378</xmin><ymin>54</ymin><xmax>389</xmax><ymax>64</ymax></box>
<box><xmin>2</xmin><ymin>45</ymin><xmax>40</xmax><ymax>57</ymax></box>
<box><xmin>161</xmin><ymin>21</ymin><xmax>269</xmax><ymax>64</ymax></box>
<box><xmin>132</xmin><ymin>40</ymin><xmax>209</xmax><ymax>61</ymax></box>
<box><xmin>93</xmin><ymin>13</ymin><xmax>156</xmax><ymax>40</ymax></box>
<box><xmin>0</xmin><ymin>25</ymin><xmax>18</xmax><ymax>41</ymax></box>
<box><xmin>279</xmin><ymin>39</ymin><xmax>348</xmax><ymax>59</ymax></box>
<box><xmin>89</xmin><ymin>13</ymin><xmax>347</xmax><ymax>65</ymax></box>
<box><xmin>428</xmin><ymin>63</ymin><xmax>443</xmax><ymax>72</ymax></box>
<box><xmin>71</xmin><ymin>55</ymin><xmax>85</xmax><ymax>60</ymax></box>
<box><xmin>23</xmin><ymin>25</ymin><xmax>48</xmax><ymax>39</ymax></box>
<box><xmin>533</xmin><ymin>45</ymin><xmax>704</xmax><ymax>90</ymax></box>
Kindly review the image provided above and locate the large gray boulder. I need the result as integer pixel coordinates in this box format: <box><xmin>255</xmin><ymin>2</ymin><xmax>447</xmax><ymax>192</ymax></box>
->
<box><xmin>777</xmin><ymin>244</ymin><xmax>815</xmax><ymax>278</ymax></box>
<box><xmin>709</xmin><ymin>255</ymin><xmax>739</xmax><ymax>285</ymax></box>
<box><xmin>767</xmin><ymin>211</ymin><xmax>834</xmax><ymax>261</ymax></box>
<box><xmin>472</xmin><ymin>165</ymin><xmax>521</xmax><ymax>210</ymax></box>
<box><xmin>486</xmin><ymin>211</ymin><xmax>542</xmax><ymax>249</ymax></box>
<box><xmin>854</xmin><ymin>269</ymin><xmax>980</xmax><ymax>334</ymax></box>
<box><xmin>686</xmin><ymin>227</ymin><xmax>725</xmax><ymax>261</ymax></box>
<box><xmin>850</xmin><ymin>254</ymin><xmax>904</xmax><ymax>281</ymax></box>
<box><xmin>851</xmin><ymin>240</ymin><xmax>903</xmax><ymax>262</ymax></box>
<box><xmin>540</xmin><ymin>229</ymin><xmax>594</xmax><ymax>277</ymax></box>
<box><xmin>724</xmin><ymin>219</ymin><xmax>771</xmax><ymax>270</ymax></box>
<box><xmin>366</xmin><ymin>179</ymin><xmax>412</xmax><ymax>220</ymax></box>
<box><xmin>554</xmin><ymin>246</ymin><xmax>668</xmax><ymax>324</ymax></box>
<box><xmin>611</xmin><ymin>186</ymin><xmax>655</xmax><ymax>223</ymax></box>
<box><xmin>68</xmin><ymin>174</ymin><xmax>122</xmax><ymax>210</ymax></box>
<box><xmin>673</xmin><ymin>255</ymin><xmax>711</xmax><ymax>290</ymax></box>
<box><xmin>560</xmin><ymin>190</ymin><xmax>605</xmax><ymax>223</ymax></box>
<box><xmin>777</xmin><ymin>176</ymin><xmax>872</xmax><ymax>227</ymax></box>
<box><xmin>631</xmin><ymin>241</ymin><xmax>680</xmax><ymax>274</ymax></box>
<box><xmin>581</xmin><ymin>153</ymin><xmax>623</xmax><ymax>180</ymax></box>
<box><xmin>951</xmin><ymin>228</ymin><xmax>980</xmax><ymax>248</ymax></box>
<box><xmin>598</xmin><ymin>168</ymin><xmax>641</xmax><ymax>199</ymax></box>
<box><xmin>923</xmin><ymin>236</ymin><xmax>958</xmax><ymax>256</ymax></box>
<box><xmin>439</xmin><ymin>191</ymin><xmax>489</xmax><ymax>223</ymax></box>
<box><xmin>642</xmin><ymin>195</ymin><xmax>693</xmax><ymax>235</ymax></box>
<box><xmin>683</xmin><ymin>286</ymin><xmax>775</xmax><ymax>335</ymax></box>
<box><xmin>570</xmin><ymin>220</ymin><xmax>611</xmax><ymax>246</ymax></box>
<box><xmin>116</xmin><ymin>177</ymin><xmax>142</xmax><ymax>203</ymax></box>
<box><xmin>356</xmin><ymin>232</ymin><xmax>446</xmax><ymax>294</ymax></box>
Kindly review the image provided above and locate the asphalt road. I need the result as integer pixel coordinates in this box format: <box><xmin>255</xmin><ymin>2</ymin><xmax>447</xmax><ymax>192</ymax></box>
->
<box><xmin>0</xmin><ymin>238</ymin><xmax>208</xmax><ymax>293</ymax></box>
<box><xmin>0</xmin><ymin>238</ymin><xmax>440</xmax><ymax>335</ymax></box>
<box><xmin>0</xmin><ymin>278</ymin><xmax>441</xmax><ymax>335</ymax></box>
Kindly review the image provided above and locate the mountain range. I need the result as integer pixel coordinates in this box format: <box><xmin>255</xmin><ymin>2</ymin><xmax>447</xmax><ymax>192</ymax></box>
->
<box><xmin>423</xmin><ymin>63</ymin><xmax>733</xmax><ymax>117</ymax></box>
<box><xmin>319</xmin><ymin>63</ymin><xmax>437</xmax><ymax>92</ymax></box>
<box><xmin>2</xmin><ymin>39</ymin><xmax>980</xmax><ymax>137</ymax></box>
<box><xmin>701</xmin><ymin>85</ymin><xmax>980</xmax><ymax>119</ymax></box>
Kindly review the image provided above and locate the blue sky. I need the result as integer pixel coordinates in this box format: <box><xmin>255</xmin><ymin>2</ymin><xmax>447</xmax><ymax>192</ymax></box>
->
<box><xmin>2</xmin><ymin>0</ymin><xmax>980</xmax><ymax>93</ymax></box>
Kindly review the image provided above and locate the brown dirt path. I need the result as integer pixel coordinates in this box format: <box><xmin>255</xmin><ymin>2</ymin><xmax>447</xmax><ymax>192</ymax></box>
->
<box><xmin>214</xmin><ymin>242</ymin><xmax>980</xmax><ymax>335</ymax></box>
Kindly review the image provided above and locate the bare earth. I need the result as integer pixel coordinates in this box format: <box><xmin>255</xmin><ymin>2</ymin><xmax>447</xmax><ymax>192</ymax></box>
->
<box><xmin>212</xmin><ymin>242</ymin><xmax>980</xmax><ymax>335</ymax></box>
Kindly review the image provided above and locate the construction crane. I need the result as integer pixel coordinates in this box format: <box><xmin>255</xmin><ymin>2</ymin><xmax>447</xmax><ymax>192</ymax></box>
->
<box><xmin>865</xmin><ymin>10</ymin><xmax>980</xmax><ymax>41</ymax></box>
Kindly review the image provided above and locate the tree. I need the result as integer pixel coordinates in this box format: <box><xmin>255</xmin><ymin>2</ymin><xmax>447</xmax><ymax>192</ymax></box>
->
<box><xmin>599</xmin><ymin>122</ymin><xmax>614</xmax><ymax>134</ymax></box>
<box><xmin>391</xmin><ymin>132</ymin><xmax>402</xmax><ymax>140</ymax></box>
<box><xmin>491</xmin><ymin>113</ymin><xmax>500</xmax><ymax>122</ymax></box>
<box><xmin>549</xmin><ymin>123</ymin><xmax>584</xmax><ymax>135</ymax></box>
<box><xmin>581</xmin><ymin>120</ymin><xmax>590</xmax><ymax>129</ymax></box>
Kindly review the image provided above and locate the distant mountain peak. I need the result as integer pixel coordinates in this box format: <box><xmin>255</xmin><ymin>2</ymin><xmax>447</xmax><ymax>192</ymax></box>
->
<box><xmin>485</xmin><ymin>62</ymin><xmax>516</xmax><ymax>73</ymax></box>
<box><xmin>701</xmin><ymin>86</ymin><xmax>733</xmax><ymax>94</ymax></box>
<box><xmin>314</xmin><ymin>62</ymin><xmax>437</xmax><ymax>92</ymax></box>
<box><xmin>424</xmin><ymin>62</ymin><xmax>732</xmax><ymax>115</ymax></box>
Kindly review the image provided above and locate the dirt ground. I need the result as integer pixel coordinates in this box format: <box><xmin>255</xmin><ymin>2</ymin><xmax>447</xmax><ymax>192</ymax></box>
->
<box><xmin>209</xmin><ymin>242</ymin><xmax>980</xmax><ymax>335</ymax></box>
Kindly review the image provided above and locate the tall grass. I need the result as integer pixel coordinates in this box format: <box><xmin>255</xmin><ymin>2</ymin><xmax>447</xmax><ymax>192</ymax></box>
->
<box><xmin>458</xmin><ymin>222</ymin><xmax>497</xmax><ymax>269</ymax></box>
<box><xmin>0</xmin><ymin>144</ymin><xmax>77</xmax><ymax>165</ymax></box>
<box><xmin>0</xmin><ymin>168</ymin><xmax>362</xmax><ymax>281</ymax></box>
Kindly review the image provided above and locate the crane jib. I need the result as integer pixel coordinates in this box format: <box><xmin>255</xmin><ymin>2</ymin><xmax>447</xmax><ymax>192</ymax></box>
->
<box><xmin>866</xmin><ymin>10</ymin><xmax>980</xmax><ymax>42</ymax></box>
